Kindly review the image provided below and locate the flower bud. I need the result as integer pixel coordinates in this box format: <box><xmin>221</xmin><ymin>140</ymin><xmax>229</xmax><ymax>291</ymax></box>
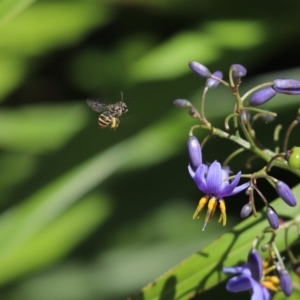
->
<box><xmin>189</xmin><ymin>61</ymin><xmax>211</xmax><ymax>78</ymax></box>
<box><xmin>187</xmin><ymin>136</ymin><xmax>202</xmax><ymax>170</ymax></box>
<box><xmin>230</xmin><ymin>64</ymin><xmax>247</xmax><ymax>78</ymax></box>
<box><xmin>249</xmin><ymin>87</ymin><xmax>277</xmax><ymax>106</ymax></box>
<box><xmin>206</xmin><ymin>71</ymin><xmax>223</xmax><ymax>89</ymax></box>
<box><xmin>247</xmin><ymin>249</ymin><xmax>262</xmax><ymax>281</ymax></box>
<box><xmin>279</xmin><ymin>270</ymin><xmax>293</xmax><ymax>296</ymax></box>
<box><xmin>240</xmin><ymin>203</ymin><xmax>252</xmax><ymax>218</ymax></box>
<box><xmin>173</xmin><ymin>99</ymin><xmax>192</xmax><ymax>109</ymax></box>
<box><xmin>273</xmin><ymin>78</ymin><xmax>300</xmax><ymax>95</ymax></box>
<box><xmin>266</xmin><ymin>206</ymin><xmax>279</xmax><ymax>229</ymax></box>
<box><xmin>275</xmin><ymin>181</ymin><xmax>297</xmax><ymax>207</ymax></box>
<box><xmin>285</xmin><ymin>146</ymin><xmax>300</xmax><ymax>170</ymax></box>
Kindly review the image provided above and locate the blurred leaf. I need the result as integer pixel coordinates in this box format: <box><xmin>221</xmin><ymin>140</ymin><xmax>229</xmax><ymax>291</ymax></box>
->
<box><xmin>130</xmin><ymin>31</ymin><xmax>220</xmax><ymax>82</ymax></box>
<box><xmin>0</xmin><ymin>193</ymin><xmax>111</xmax><ymax>284</ymax></box>
<box><xmin>0</xmin><ymin>1</ymin><xmax>112</xmax><ymax>56</ymax></box>
<box><xmin>131</xmin><ymin>184</ymin><xmax>300</xmax><ymax>300</ymax></box>
<box><xmin>0</xmin><ymin>103</ymin><xmax>88</xmax><ymax>153</ymax></box>
<box><xmin>0</xmin><ymin>0</ymin><xmax>36</xmax><ymax>27</ymax></box>
<box><xmin>204</xmin><ymin>20</ymin><xmax>265</xmax><ymax>49</ymax></box>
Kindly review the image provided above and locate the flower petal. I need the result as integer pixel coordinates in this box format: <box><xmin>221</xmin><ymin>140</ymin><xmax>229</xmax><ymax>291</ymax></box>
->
<box><xmin>188</xmin><ymin>164</ymin><xmax>195</xmax><ymax>178</ymax></box>
<box><xmin>229</xmin><ymin>181</ymin><xmax>250</xmax><ymax>196</ymax></box>
<box><xmin>205</xmin><ymin>161</ymin><xmax>222</xmax><ymax>195</ymax></box>
<box><xmin>194</xmin><ymin>164</ymin><xmax>208</xmax><ymax>192</ymax></box>
<box><xmin>226</xmin><ymin>274</ymin><xmax>253</xmax><ymax>292</ymax></box>
<box><xmin>219</xmin><ymin>171</ymin><xmax>242</xmax><ymax>196</ymax></box>
<box><xmin>223</xmin><ymin>265</ymin><xmax>247</xmax><ymax>275</ymax></box>
<box><xmin>251</xmin><ymin>281</ymin><xmax>270</xmax><ymax>300</ymax></box>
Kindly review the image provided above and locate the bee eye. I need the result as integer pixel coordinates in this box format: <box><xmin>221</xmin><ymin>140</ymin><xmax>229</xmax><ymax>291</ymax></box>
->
<box><xmin>286</xmin><ymin>146</ymin><xmax>300</xmax><ymax>169</ymax></box>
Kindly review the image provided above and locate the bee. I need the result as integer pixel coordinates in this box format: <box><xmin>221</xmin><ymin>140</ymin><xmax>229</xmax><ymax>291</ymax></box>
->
<box><xmin>86</xmin><ymin>94</ymin><xmax>128</xmax><ymax>129</ymax></box>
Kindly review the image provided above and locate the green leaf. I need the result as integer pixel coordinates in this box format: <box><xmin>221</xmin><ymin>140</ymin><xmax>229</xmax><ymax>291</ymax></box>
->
<box><xmin>131</xmin><ymin>184</ymin><xmax>300</xmax><ymax>300</ymax></box>
<box><xmin>0</xmin><ymin>0</ymin><xmax>36</xmax><ymax>27</ymax></box>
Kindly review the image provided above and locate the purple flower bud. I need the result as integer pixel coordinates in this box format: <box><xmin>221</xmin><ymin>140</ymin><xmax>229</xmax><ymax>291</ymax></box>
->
<box><xmin>187</xmin><ymin>136</ymin><xmax>202</xmax><ymax>170</ymax></box>
<box><xmin>240</xmin><ymin>203</ymin><xmax>252</xmax><ymax>218</ymax></box>
<box><xmin>275</xmin><ymin>181</ymin><xmax>297</xmax><ymax>207</ymax></box>
<box><xmin>279</xmin><ymin>270</ymin><xmax>293</xmax><ymax>296</ymax></box>
<box><xmin>173</xmin><ymin>99</ymin><xmax>192</xmax><ymax>109</ymax></box>
<box><xmin>262</xmin><ymin>113</ymin><xmax>276</xmax><ymax>123</ymax></box>
<box><xmin>249</xmin><ymin>87</ymin><xmax>277</xmax><ymax>106</ymax></box>
<box><xmin>231</xmin><ymin>64</ymin><xmax>247</xmax><ymax>78</ymax></box>
<box><xmin>266</xmin><ymin>206</ymin><xmax>279</xmax><ymax>229</ymax></box>
<box><xmin>189</xmin><ymin>61</ymin><xmax>211</xmax><ymax>78</ymax></box>
<box><xmin>206</xmin><ymin>71</ymin><xmax>223</xmax><ymax>89</ymax></box>
<box><xmin>247</xmin><ymin>249</ymin><xmax>263</xmax><ymax>281</ymax></box>
<box><xmin>273</xmin><ymin>79</ymin><xmax>300</xmax><ymax>95</ymax></box>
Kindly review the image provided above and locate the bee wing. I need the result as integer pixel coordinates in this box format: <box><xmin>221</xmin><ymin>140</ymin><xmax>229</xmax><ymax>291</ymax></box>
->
<box><xmin>86</xmin><ymin>99</ymin><xmax>108</xmax><ymax>112</ymax></box>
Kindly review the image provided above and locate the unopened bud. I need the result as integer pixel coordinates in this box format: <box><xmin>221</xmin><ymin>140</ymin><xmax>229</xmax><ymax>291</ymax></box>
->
<box><xmin>240</xmin><ymin>203</ymin><xmax>252</xmax><ymax>218</ymax></box>
<box><xmin>266</xmin><ymin>206</ymin><xmax>279</xmax><ymax>229</ymax></box>
<box><xmin>187</xmin><ymin>136</ymin><xmax>202</xmax><ymax>171</ymax></box>
<box><xmin>279</xmin><ymin>270</ymin><xmax>293</xmax><ymax>296</ymax></box>
<box><xmin>249</xmin><ymin>87</ymin><xmax>277</xmax><ymax>106</ymax></box>
<box><xmin>273</xmin><ymin>78</ymin><xmax>300</xmax><ymax>95</ymax></box>
<box><xmin>173</xmin><ymin>99</ymin><xmax>192</xmax><ymax>109</ymax></box>
<box><xmin>231</xmin><ymin>64</ymin><xmax>247</xmax><ymax>78</ymax></box>
<box><xmin>189</xmin><ymin>61</ymin><xmax>211</xmax><ymax>78</ymax></box>
<box><xmin>206</xmin><ymin>71</ymin><xmax>223</xmax><ymax>89</ymax></box>
<box><xmin>275</xmin><ymin>181</ymin><xmax>297</xmax><ymax>207</ymax></box>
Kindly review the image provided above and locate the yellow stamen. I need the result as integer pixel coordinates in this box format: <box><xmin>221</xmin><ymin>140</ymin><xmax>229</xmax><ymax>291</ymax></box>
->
<box><xmin>192</xmin><ymin>196</ymin><xmax>209</xmax><ymax>219</ymax></box>
<box><xmin>218</xmin><ymin>200</ymin><xmax>227</xmax><ymax>226</ymax></box>
<box><xmin>203</xmin><ymin>197</ymin><xmax>217</xmax><ymax>231</ymax></box>
<box><xmin>262</xmin><ymin>276</ymin><xmax>280</xmax><ymax>292</ymax></box>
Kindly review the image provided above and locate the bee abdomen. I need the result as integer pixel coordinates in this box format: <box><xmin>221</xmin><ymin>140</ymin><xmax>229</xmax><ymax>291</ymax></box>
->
<box><xmin>98</xmin><ymin>113</ymin><xmax>112</xmax><ymax>128</ymax></box>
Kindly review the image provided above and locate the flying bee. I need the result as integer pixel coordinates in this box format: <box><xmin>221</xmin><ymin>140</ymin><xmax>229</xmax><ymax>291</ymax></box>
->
<box><xmin>86</xmin><ymin>94</ymin><xmax>128</xmax><ymax>130</ymax></box>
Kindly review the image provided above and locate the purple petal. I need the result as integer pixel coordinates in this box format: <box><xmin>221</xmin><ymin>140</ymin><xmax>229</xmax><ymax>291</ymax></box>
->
<box><xmin>223</xmin><ymin>265</ymin><xmax>248</xmax><ymax>275</ymax></box>
<box><xmin>194</xmin><ymin>164</ymin><xmax>208</xmax><ymax>193</ymax></box>
<box><xmin>188</xmin><ymin>164</ymin><xmax>195</xmax><ymax>178</ymax></box>
<box><xmin>205</xmin><ymin>161</ymin><xmax>222</xmax><ymax>195</ymax></box>
<box><xmin>206</xmin><ymin>71</ymin><xmax>223</xmax><ymax>89</ymax></box>
<box><xmin>248</xmin><ymin>249</ymin><xmax>263</xmax><ymax>281</ymax></box>
<box><xmin>251</xmin><ymin>281</ymin><xmax>270</xmax><ymax>300</ymax></box>
<box><xmin>219</xmin><ymin>171</ymin><xmax>242</xmax><ymax>196</ymax></box>
<box><xmin>229</xmin><ymin>181</ymin><xmax>250</xmax><ymax>196</ymax></box>
<box><xmin>189</xmin><ymin>61</ymin><xmax>211</xmax><ymax>78</ymax></box>
<box><xmin>226</xmin><ymin>274</ymin><xmax>253</xmax><ymax>292</ymax></box>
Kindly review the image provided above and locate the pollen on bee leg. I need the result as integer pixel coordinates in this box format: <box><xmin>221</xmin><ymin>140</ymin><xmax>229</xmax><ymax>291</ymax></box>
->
<box><xmin>192</xmin><ymin>196</ymin><xmax>209</xmax><ymax>219</ymax></box>
<box><xmin>218</xmin><ymin>199</ymin><xmax>227</xmax><ymax>226</ymax></box>
<box><xmin>202</xmin><ymin>197</ymin><xmax>217</xmax><ymax>231</ymax></box>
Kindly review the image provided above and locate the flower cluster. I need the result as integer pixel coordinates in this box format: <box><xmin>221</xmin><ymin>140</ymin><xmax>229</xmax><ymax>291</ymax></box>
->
<box><xmin>173</xmin><ymin>61</ymin><xmax>300</xmax><ymax>299</ymax></box>
<box><xmin>187</xmin><ymin>135</ymin><xmax>250</xmax><ymax>230</ymax></box>
<box><xmin>224</xmin><ymin>249</ymin><xmax>293</xmax><ymax>299</ymax></box>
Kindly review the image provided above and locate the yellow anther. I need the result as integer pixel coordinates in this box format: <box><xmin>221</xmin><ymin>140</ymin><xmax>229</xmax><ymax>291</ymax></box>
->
<box><xmin>205</xmin><ymin>198</ymin><xmax>217</xmax><ymax>221</ymax></box>
<box><xmin>262</xmin><ymin>276</ymin><xmax>280</xmax><ymax>292</ymax></box>
<box><xmin>192</xmin><ymin>196</ymin><xmax>209</xmax><ymax>219</ymax></box>
<box><xmin>218</xmin><ymin>200</ymin><xmax>227</xmax><ymax>226</ymax></box>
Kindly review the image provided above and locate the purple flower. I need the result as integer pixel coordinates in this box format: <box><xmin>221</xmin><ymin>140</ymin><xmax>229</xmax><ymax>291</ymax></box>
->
<box><xmin>188</xmin><ymin>159</ymin><xmax>249</xmax><ymax>230</ymax></box>
<box><xmin>223</xmin><ymin>250</ymin><xmax>271</xmax><ymax>300</ymax></box>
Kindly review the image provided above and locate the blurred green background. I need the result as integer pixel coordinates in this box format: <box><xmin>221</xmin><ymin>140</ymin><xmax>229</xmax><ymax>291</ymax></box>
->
<box><xmin>1</xmin><ymin>1</ymin><xmax>300</xmax><ymax>299</ymax></box>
